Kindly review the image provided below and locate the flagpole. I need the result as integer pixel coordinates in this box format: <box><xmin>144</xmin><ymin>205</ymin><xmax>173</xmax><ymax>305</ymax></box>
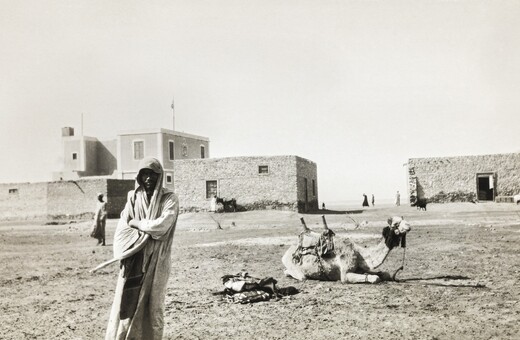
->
<box><xmin>171</xmin><ymin>97</ymin><xmax>175</xmax><ymax>131</ymax></box>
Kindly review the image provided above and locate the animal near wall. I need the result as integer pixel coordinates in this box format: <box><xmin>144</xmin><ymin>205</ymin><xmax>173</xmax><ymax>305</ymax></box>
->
<box><xmin>408</xmin><ymin>153</ymin><xmax>520</xmax><ymax>203</ymax></box>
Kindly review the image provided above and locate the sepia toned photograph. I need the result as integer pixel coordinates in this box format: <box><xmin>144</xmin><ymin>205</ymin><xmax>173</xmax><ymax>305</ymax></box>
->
<box><xmin>1</xmin><ymin>1</ymin><xmax>519</xmax><ymax>339</ymax></box>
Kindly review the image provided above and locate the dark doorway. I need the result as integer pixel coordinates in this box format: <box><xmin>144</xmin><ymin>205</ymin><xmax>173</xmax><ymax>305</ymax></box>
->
<box><xmin>476</xmin><ymin>173</ymin><xmax>495</xmax><ymax>201</ymax></box>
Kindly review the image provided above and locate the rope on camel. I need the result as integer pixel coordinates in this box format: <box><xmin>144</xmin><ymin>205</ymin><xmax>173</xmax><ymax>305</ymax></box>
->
<box><xmin>391</xmin><ymin>247</ymin><xmax>406</xmax><ymax>281</ymax></box>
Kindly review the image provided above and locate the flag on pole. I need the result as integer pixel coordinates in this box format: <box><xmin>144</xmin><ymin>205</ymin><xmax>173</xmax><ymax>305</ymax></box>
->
<box><xmin>171</xmin><ymin>97</ymin><xmax>174</xmax><ymax>110</ymax></box>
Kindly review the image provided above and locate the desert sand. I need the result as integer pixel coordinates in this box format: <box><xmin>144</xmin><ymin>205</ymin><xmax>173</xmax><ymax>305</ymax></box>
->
<box><xmin>1</xmin><ymin>202</ymin><xmax>519</xmax><ymax>339</ymax></box>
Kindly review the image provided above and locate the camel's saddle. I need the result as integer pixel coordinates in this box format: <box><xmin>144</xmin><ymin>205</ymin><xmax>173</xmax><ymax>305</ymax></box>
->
<box><xmin>292</xmin><ymin>217</ymin><xmax>335</xmax><ymax>264</ymax></box>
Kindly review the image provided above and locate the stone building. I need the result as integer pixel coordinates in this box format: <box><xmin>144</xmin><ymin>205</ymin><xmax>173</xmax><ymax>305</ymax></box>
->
<box><xmin>1</xmin><ymin>126</ymin><xmax>319</xmax><ymax>220</ymax></box>
<box><xmin>174</xmin><ymin>156</ymin><xmax>318</xmax><ymax>212</ymax></box>
<box><xmin>408</xmin><ymin>152</ymin><xmax>520</xmax><ymax>204</ymax></box>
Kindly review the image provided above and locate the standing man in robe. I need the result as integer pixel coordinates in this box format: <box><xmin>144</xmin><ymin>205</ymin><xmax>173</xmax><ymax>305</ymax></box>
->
<box><xmin>91</xmin><ymin>193</ymin><xmax>107</xmax><ymax>246</ymax></box>
<box><xmin>210</xmin><ymin>195</ymin><xmax>217</xmax><ymax>212</ymax></box>
<box><xmin>104</xmin><ymin>157</ymin><xmax>179</xmax><ymax>340</ymax></box>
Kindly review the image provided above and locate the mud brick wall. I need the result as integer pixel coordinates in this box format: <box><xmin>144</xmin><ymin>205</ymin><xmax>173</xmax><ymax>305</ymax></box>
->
<box><xmin>47</xmin><ymin>178</ymin><xmax>134</xmax><ymax>219</ymax></box>
<box><xmin>408</xmin><ymin>153</ymin><xmax>520</xmax><ymax>203</ymax></box>
<box><xmin>1</xmin><ymin>178</ymin><xmax>135</xmax><ymax>221</ymax></box>
<box><xmin>106</xmin><ymin>179</ymin><xmax>135</xmax><ymax>218</ymax></box>
<box><xmin>174</xmin><ymin>156</ymin><xmax>318</xmax><ymax>212</ymax></box>
<box><xmin>0</xmin><ymin>182</ymin><xmax>48</xmax><ymax>220</ymax></box>
<box><xmin>47</xmin><ymin>179</ymin><xmax>108</xmax><ymax>219</ymax></box>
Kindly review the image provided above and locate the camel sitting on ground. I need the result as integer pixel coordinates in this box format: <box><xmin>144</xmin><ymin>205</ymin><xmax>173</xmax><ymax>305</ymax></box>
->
<box><xmin>282</xmin><ymin>216</ymin><xmax>411</xmax><ymax>284</ymax></box>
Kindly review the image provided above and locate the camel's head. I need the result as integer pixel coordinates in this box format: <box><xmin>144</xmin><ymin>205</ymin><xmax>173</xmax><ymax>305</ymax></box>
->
<box><xmin>387</xmin><ymin>216</ymin><xmax>411</xmax><ymax>234</ymax></box>
<box><xmin>383</xmin><ymin>216</ymin><xmax>411</xmax><ymax>249</ymax></box>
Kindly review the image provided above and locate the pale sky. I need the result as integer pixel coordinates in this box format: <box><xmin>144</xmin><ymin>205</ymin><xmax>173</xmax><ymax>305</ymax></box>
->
<box><xmin>1</xmin><ymin>0</ymin><xmax>519</xmax><ymax>203</ymax></box>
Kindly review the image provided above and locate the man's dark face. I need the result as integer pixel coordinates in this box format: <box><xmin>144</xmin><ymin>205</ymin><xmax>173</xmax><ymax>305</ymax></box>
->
<box><xmin>139</xmin><ymin>169</ymin><xmax>159</xmax><ymax>192</ymax></box>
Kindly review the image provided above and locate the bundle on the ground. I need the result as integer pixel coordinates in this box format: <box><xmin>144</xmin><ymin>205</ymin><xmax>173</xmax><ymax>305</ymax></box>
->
<box><xmin>220</xmin><ymin>272</ymin><xmax>298</xmax><ymax>304</ymax></box>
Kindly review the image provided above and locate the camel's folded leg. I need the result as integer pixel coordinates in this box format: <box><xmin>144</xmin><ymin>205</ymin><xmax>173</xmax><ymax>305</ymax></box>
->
<box><xmin>344</xmin><ymin>273</ymin><xmax>381</xmax><ymax>284</ymax></box>
<box><xmin>284</xmin><ymin>268</ymin><xmax>305</xmax><ymax>281</ymax></box>
<box><xmin>282</xmin><ymin>246</ymin><xmax>306</xmax><ymax>281</ymax></box>
<box><xmin>365</xmin><ymin>271</ymin><xmax>394</xmax><ymax>282</ymax></box>
<box><xmin>366</xmin><ymin>267</ymin><xmax>403</xmax><ymax>282</ymax></box>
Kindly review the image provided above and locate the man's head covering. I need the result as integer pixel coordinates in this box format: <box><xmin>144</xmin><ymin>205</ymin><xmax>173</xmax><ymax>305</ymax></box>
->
<box><xmin>136</xmin><ymin>157</ymin><xmax>164</xmax><ymax>189</ymax></box>
<box><xmin>134</xmin><ymin>157</ymin><xmax>165</xmax><ymax>221</ymax></box>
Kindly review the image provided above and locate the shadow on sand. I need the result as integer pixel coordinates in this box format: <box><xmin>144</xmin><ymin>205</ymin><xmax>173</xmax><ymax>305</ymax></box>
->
<box><xmin>395</xmin><ymin>275</ymin><xmax>487</xmax><ymax>288</ymax></box>
<box><xmin>307</xmin><ymin>209</ymin><xmax>364</xmax><ymax>215</ymax></box>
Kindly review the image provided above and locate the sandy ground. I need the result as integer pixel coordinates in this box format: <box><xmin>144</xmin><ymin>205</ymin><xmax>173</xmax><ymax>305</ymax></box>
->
<box><xmin>1</xmin><ymin>203</ymin><xmax>519</xmax><ymax>339</ymax></box>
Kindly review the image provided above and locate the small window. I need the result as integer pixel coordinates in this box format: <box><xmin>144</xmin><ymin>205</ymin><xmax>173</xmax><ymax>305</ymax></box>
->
<box><xmin>134</xmin><ymin>141</ymin><xmax>144</xmax><ymax>160</ymax></box>
<box><xmin>72</xmin><ymin>153</ymin><xmax>77</xmax><ymax>160</ymax></box>
<box><xmin>312</xmin><ymin>179</ymin><xmax>316</xmax><ymax>196</ymax></box>
<box><xmin>8</xmin><ymin>188</ymin><xmax>18</xmax><ymax>194</ymax></box>
<box><xmin>166</xmin><ymin>174</ymin><xmax>173</xmax><ymax>184</ymax></box>
<box><xmin>206</xmin><ymin>180</ymin><xmax>217</xmax><ymax>199</ymax></box>
<box><xmin>169</xmin><ymin>141</ymin><xmax>174</xmax><ymax>160</ymax></box>
<box><xmin>200</xmin><ymin>145</ymin><xmax>205</xmax><ymax>159</ymax></box>
<box><xmin>258</xmin><ymin>165</ymin><xmax>269</xmax><ymax>174</ymax></box>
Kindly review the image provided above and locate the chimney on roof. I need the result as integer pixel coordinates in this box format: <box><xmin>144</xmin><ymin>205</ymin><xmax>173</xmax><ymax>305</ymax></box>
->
<box><xmin>62</xmin><ymin>127</ymin><xmax>74</xmax><ymax>137</ymax></box>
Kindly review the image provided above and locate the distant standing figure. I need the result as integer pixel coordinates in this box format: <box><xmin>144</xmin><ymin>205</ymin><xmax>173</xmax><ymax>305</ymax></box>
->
<box><xmin>395</xmin><ymin>191</ymin><xmax>401</xmax><ymax>207</ymax></box>
<box><xmin>322</xmin><ymin>202</ymin><xmax>326</xmax><ymax>210</ymax></box>
<box><xmin>210</xmin><ymin>195</ymin><xmax>217</xmax><ymax>212</ymax></box>
<box><xmin>371</xmin><ymin>194</ymin><xmax>375</xmax><ymax>207</ymax></box>
<box><xmin>91</xmin><ymin>193</ymin><xmax>107</xmax><ymax>246</ymax></box>
<box><xmin>362</xmin><ymin>194</ymin><xmax>369</xmax><ymax>207</ymax></box>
